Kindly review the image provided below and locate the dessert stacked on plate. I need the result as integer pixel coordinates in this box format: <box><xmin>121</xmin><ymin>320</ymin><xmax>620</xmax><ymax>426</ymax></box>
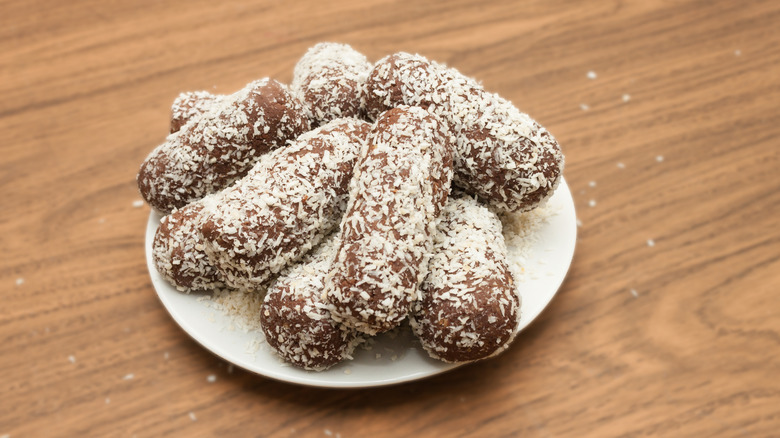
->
<box><xmin>139</xmin><ymin>43</ymin><xmax>564</xmax><ymax>371</ymax></box>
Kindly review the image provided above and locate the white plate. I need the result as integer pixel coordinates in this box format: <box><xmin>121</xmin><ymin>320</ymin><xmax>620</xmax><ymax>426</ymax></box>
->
<box><xmin>145</xmin><ymin>179</ymin><xmax>576</xmax><ymax>388</ymax></box>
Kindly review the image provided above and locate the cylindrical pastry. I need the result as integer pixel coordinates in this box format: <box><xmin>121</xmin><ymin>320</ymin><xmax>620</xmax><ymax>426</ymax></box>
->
<box><xmin>152</xmin><ymin>197</ymin><xmax>225</xmax><ymax>292</ymax></box>
<box><xmin>138</xmin><ymin>78</ymin><xmax>310</xmax><ymax>214</ymax></box>
<box><xmin>170</xmin><ymin>91</ymin><xmax>225</xmax><ymax>133</ymax></box>
<box><xmin>365</xmin><ymin>52</ymin><xmax>564</xmax><ymax>213</ymax></box>
<box><xmin>291</xmin><ymin>42</ymin><xmax>372</xmax><ymax>127</ymax></box>
<box><xmin>324</xmin><ymin>105</ymin><xmax>453</xmax><ymax>335</ymax></box>
<box><xmin>410</xmin><ymin>195</ymin><xmax>520</xmax><ymax>363</ymax></box>
<box><xmin>199</xmin><ymin>118</ymin><xmax>371</xmax><ymax>290</ymax></box>
<box><xmin>261</xmin><ymin>234</ymin><xmax>360</xmax><ymax>371</ymax></box>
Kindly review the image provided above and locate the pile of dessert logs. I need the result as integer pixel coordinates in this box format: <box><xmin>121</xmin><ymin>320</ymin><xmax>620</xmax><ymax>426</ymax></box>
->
<box><xmin>138</xmin><ymin>43</ymin><xmax>564</xmax><ymax>371</ymax></box>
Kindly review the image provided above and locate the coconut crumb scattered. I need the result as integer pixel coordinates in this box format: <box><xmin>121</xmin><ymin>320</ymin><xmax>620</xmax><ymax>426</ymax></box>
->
<box><xmin>15</xmin><ymin>278</ymin><xmax>24</xmax><ymax>286</ymax></box>
<box><xmin>132</xmin><ymin>200</ymin><xmax>144</xmax><ymax>208</ymax></box>
<box><xmin>656</xmin><ymin>155</ymin><xmax>664</xmax><ymax>162</ymax></box>
<box><xmin>207</xmin><ymin>374</ymin><xmax>217</xmax><ymax>383</ymax></box>
<box><xmin>68</xmin><ymin>355</ymin><xmax>76</xmax><ymax>364</ymax></box>
<box><xmin>359</xmin><ymin>337</ymin><xmax>377</xmax><ymax>352</ymax></box>
<box><xmin>189</xmin><ymin>412</ymin><xmax>197</xmax><ymax>421</ymax></box>
<box><xmin>588</xmin><ymin>199</ymin><xmax>597</xmax><ymax>208</ymax></box>
<box><xmin>164</xmin><ymin>351</ymin><xmax>169</xmax><ymax>360</ymax></box>
<box><xmin>576</xmin><ymin>219</ymin><xmax>583</xmax><ymax>227</ymax></box>
<box><xmin>245</xmin><ymin>338</ymin><xmax>263</xmax><ymax>355</ymax></box>
<box><xmin>588</xmin><ymin>181</ymin><xmax>596</xmax><ymax>187</ymax></box>
<box><xmin>501</xmin><ymin>201</ymin><xmax>557</xmax><ymax>284</ymax></box>
<box><xmin>1</xmin><ymin>433</ymin><xmax>10</xmax><ymax>438</ymax></box>
<box><xmin>324</xmin><ymin>430</ymin><xmax>333</xmax><ymax>436</ymax></box>
<box><xmin>579</xmin><ymin>103</ymin><xmax>590</xmax><ymax>111</ymax></box>
<box><xmin>123</xmin><ymin>374</ymin><xmax>134</xmax><ymax>380</ymax></box>
<box><xmin>105</xmin><ymin>398</ymin><xmax>110</xmax><ymax>404</ymax></box>
<box><xmin>630</xmin><ymin>289</ymin><xmax>638</xmax><ymax>297</ymax></box>
<box><xmin>343</xmin><ymin>368</ymin><xmax>352</xmax><ymax>375</ymax></box>
<box><xmin>735</xmin><ymin>49</ymin><xmax>741</xmax><ymax>56</ymax></box>
<box><xmin>617</xmin><ymin>162</ymin><xmax>625</xmax><ymax>169</ymax></box>
<box><xmin>586</xmin><ymin>71</ymin><xmax>597</xmax><ymax>79</ymax></box>
<box><xmin>204</xmin><ymin>288</ymin><xmax>267</xmax><ymax>332</ymax></box>
<box><xmin>622</xmin><ymin>94</ymin><xmax>631</xmax><ymax>102</ymax></box>
<box><xmin>647</xmin><ymin>239</ymin><xmax>655</xmax><ymax>247</ymax></box>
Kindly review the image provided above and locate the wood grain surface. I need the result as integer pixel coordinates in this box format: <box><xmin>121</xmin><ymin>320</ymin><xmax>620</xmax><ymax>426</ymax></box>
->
<box><xmin>2</xmin><ymin>0</ymin><xmax>779</xmax><ymax>436</ymax></box>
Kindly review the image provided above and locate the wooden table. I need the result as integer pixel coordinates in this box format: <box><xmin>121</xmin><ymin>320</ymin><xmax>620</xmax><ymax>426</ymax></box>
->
<box><xmin>2</xmin><ymin>0</ymin><xmax>778</xmax><ymax>436</ymax></box>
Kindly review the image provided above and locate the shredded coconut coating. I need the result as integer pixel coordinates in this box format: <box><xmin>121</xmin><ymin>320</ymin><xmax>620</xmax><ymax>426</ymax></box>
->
<box><xmin>138</xmin><ymin>78</ymin><xmax>310</xmax><ymax>214</ymax></box>
<box><xmin>261</xmin><ymin>234</ymin><xmax>361</xmax><ymax>371</ymax></box>
<box><xmin>199</xmin><ymin>118</ymin><xmax>371</xmax><ymax>290</ymax></box>
<box><xmin>152</xmin><ymin>197</ymin><xmax>226</xmax><ymax>292</ymax></box>
<box><xmin>170</xmin><ymin>91</ymin><xmax>225</xmax><ymax>133</ymax></box>
<box><xmin>410</xmin><ymin>195</ymin><xmax>520</xmax><ymax>363</ymax></box>
<box><xmin>292</xmin><ymin>42</ymin><xmax>372</xmax><ymax>127</ymax></box>
<box><xmin>365</xmin><ymin>52</ymin><xmax>564</xmax><ymax>212</ymax></box>
<box><xmin>324</xmin><ymin>106</ymin><xmax>454</xmax><ymax>335</ymax></box>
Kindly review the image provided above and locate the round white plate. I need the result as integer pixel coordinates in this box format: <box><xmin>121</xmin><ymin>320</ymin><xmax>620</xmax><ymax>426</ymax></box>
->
<box><xmin>145</xmin><ymin>179</ymin><xmax>576</xmax><ymax>388</ymax></box>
